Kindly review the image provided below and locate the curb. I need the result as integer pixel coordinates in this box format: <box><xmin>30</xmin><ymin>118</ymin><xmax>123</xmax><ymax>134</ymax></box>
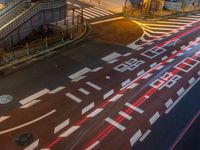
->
<box><xmin>0</xmin><ymin>21</ymin><xmax>91</xmax><ymax>71</ymax></box>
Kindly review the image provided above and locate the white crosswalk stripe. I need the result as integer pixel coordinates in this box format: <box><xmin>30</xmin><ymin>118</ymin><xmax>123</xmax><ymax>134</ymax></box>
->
<box><xmin>127</xmin><ymin>14</ymin><xmax>200</xmax><ymax>50</ymax></box>
<box><xmin>74</xmin><ymin>7</ymin><xmax>114</xmax><ymax>20</ymax></box>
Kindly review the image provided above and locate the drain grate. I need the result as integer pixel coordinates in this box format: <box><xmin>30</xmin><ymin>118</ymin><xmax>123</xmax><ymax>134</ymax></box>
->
<box><xmin>15</xmin><ymin>133</ymin><xmax>34</xmax><ymax>147</ymax></box>
<box><xmin>0</xmin><ymin>95</ymin><xmax>13</xmax><ymax>104</ymax></box>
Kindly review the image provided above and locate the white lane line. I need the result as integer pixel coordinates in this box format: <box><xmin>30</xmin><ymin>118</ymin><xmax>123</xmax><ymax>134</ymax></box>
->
<box><xmin>0</xmin><ymin>116</ymin><xmax>10</xmax><ymax>123</ymax></box>
<box><xmin>86</xmin><ymin>81</ymin><xmax>102</xmax><ymax>91</ymax></box>
<box><xmin>118</xmin><ymin>111</ymin><xmax>132</xmax><ymax>120</ymax></box>
<box><xmin>79</xmin><ymin>88</ymin><xmax>90</xmax><ymax>95</ymax></box>
<box><xmin>161</xmin><ymin>56</ymin><xmax>168</xmax><ymax>61</ymax></box>
<box><xmin>167</xmin><ymin>58</ymin><xmax>175</xmax><ymax>63</ymax></box>
<box><xmin>82</xmin><ymin>102</ymin><xmax>95</xmax><ymax>115</ymax></box>
<box><xmin>49</xmin><ymin>87</ymin><xmax>65</xmax><ymax>94</ymax></box>
<box><xmin>24</xmin><ymin>139</ymin><xmax>39</xmax><ymax>150</ymax></box>
<box><xmin>125</xmin><ymin>102</ymin><xmax>144</xmax><ymax>114</ymax></box>
<box><xmin>71</xmin><ymin>76</ymin><xmax>86</xmax><ymax>82</ymax></box>
<box><xmin>121</xmin><ymin>79</ymin><xmax>131</xmax><ymax>87</ymax></box>
<box><xmin>188</xmin><ymin>77</ymin><xmax>195</xmax><ymax>85</ymax></box>
<box><xmin>172</xmin><ymin>50</ymin><xmax>178</xmax><ymax>54</ymax></box>
<box><xmin>91</xmin><ymin>17</ymin><xmax>124</xmax><ymax>25</ymax></box>
<box><xmin>142</xmin><ymin>73</ymin><xmax>153</xmax><ymax>79</ymax></box>
<box><xmin>127</xmin><ymin>83</ymin><xmax>139</xmax><ymax>89</ymax></box>
<box><xmin>68</xmin><ymin>67</ymin><xmax>91</xmax><ymax>79</ymax></box>
<box><xmin>86</xmin><ymin>141</ymin><xmax>100</xmax><ymax>150</ymax></box>
<box><xmin>123</xmin><ymin>52</ymin><xmax>132</xmax><ymax>57</ymax></box>
<box><xmin>20</xmin><ymin>100</ymin><xmax>41</xmax><ymax>109</ymax></box>
<box><xmin>101</xmin><ymin>52</ymin><xmax>121</xmax><ymax>62</ymax></box>
<box><xmin>150</xmin><ymin>62</ymin><xmax>157</xmax><ymax>68</ymax></box>
<box><xmin>54</xmin><ymin>119</ymin><xmax>70</xmax><ymax>134</ymax></box>
<box><xmin>177</xmin><ymin>53</ymin><xmax>184</xmax><ymax>56</ymax></box>
<box><xmin>65</xmin><ymin>93</ymin><xmax>82</xmax><ymax>103</ymax></box>
<box><xmin>19</xmin><ymin>89</ymin><xmax>49</xmax><ymax>105</ymax></box>
<box><xmin>165</xmin><ymin>77</ymin><xmax>200</xmax><ymax>114</ymax></box>
<box><xmin>137</xmin><ymin>70</ymin><xmax>145</xmax><ymax>76</ymax></box>
<box><xmin>155</xmin><ymin>65</ymin><xmax>164</xmax><ymax>70</ymax></box>
<box><xmin>105</xmin><ymin>117</ymin><xmax>126</xmax><ymax>131</ymax></box>
<box><xmin>59</xmin><ymin>126</ymin><xmax>80</xmax><ymax>137</ymax></box>
<box><xmin>92</xmin><ymin>67</ymin><xmax>103</xmax><ymax>72</ymax></box>
<box><xmin>130</xmin><ymin>130</ymin><xmax>142</xmax><ymax>146</ymax></box>
<box><xmin>177</xmin><ymin>87</ymin><xmax>185</xmax><ymax>96</ymax></box>
<box><xmin>165</xmin><ymin>99</ymin><xmax>173</xmax><ymax>108</ymax></box>
<box><xmin>103</xmin><ymin>89</ymin><xmax>114</xmax><ymax>100</ymax></box>
<box><xmin>139</xmin><ymin>129</ymin><xmax>151</xmax><ymax>142</ymax></box>
<box><xmin>0</xmin><ymin>110</ymin><xmax>56</xmax><ymax>135</ymax></box>
<box><xmin>87</xmin><ymin>108</ymin><xmax>103</xmax><ymax>118</ymax></box>
<box><xmin>109</xmin><ymin>94</ymin><xmax>123</xmax><ymax>102</ymax></box>
<box><xmin>108</xmin><ymin>59</ymin><xmax>118</xmax><ymax>64</ymax></box>
<box><xmin>149</xmin><ymin>112</ymin><xmax>160</xmax><ymax>125</ymax></box>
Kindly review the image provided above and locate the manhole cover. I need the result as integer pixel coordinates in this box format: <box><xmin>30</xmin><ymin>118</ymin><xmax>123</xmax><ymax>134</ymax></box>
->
<box><xmin>15</xmin><ymin>133</ymin><xmax>34</xmax><ymax>147</ymax></box>
<box><xmin>0</xmin><ymin>95</ymin><xmax>13</xmax><ymax>104</ymax></box>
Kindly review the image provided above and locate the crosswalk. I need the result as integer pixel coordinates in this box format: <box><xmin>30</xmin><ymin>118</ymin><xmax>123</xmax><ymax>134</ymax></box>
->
<box><xmin>127</xmin><ymin>14</ymin><xmax>200</xmax><ymax>50</ymax></box>
<box><xmin>67</xmin><ymin>2</ymin><xmax>115</xmax><ymax>20</ymax></box>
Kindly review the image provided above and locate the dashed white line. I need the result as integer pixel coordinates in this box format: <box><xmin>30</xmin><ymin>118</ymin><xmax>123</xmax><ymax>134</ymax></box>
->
<box><xmin>54</xmin><ymin>119</ymin><xmax>70</xmax><ymax>134</ymax></box>
<box><xmin>177</xmin><ymin>87</ymin><xmax>185</xmax><ymax>96</ymax></box>
<box><xmin>20</xmin><ymin>100</ymin><xmax>41</xmax><ymax>109</ymax></box>
<box><xmin>125</xmin><ymin>102</ymin><xmax>144</xmax><ymax>114</ymax></box>
<box><xmin>79</xmin><ymin>88</ymin><xmax>90</xmax><ymax>95</ymax></box>
<box><xmin>105</xmin><ymin>117</ymin><xmax>126</xmax><ymax>131</ymax></box>
<box><xmin>49</xmin><ymin>87</ymin><xmax>65</xmax><ymax>94</ymax></box>
<box><xmin>103</xmin><ymin>89</ymin><xmax>114</xmax><ymax>100</ymax></box>
<box><xmin>87</xmin><ymin>108</ymin><xmax>103</xmax><ymax>118</ymax></box>
<box><xmin>85</xmin><ymin>141</ymin><xmax>100</xmax><ymax>150</ymax></box>
<box><xmin>86</xmin><ymin>81</ymin><xmax>102</xmax><ymax>91</ymax></box>
<box><xmin>19</xmin><ymin>89</ymin><xmax>49</xmax><ymax>105</ymax></box>
<box><xmin>118</xmin><ymin>111</ymin><xmax>132</xmax><ymax>120</ymax></box>
<box><xmin>0</xmin><ymin>116</ymin><xmax>10</xmax><ymax>123</ymax></box>
<box><xmin>149</xmin><ymin>112</ymin><xmax>160</xmax><ymax>125</ymax></box>
<box><xmin>109</xmin><ymin>94</ymin><xmax>123</xmax><ymax>102</ymax></box>
<box><xmin>65</xmin><ymin>93</ymin><xmax>82</xmax><ymax>103</ymax></box>
<box><xmin>139</xmin><ymin>129</ymin><xmax>151</xmax><ymax>142</ymax></box>
<box><xmin>165</xmin><ymin>99</ymin><xmax>173</xmax><ymax>108</ymax></box>
<box><xmin>130</xmin><ymin>130</ymin><xmax>142</xmax><ymax>146</ymax></box>
<box><xmin>59</xmin><ymin>126</ymin><xmax>80</xmax><ymax>137</ymax></box>
<box><xmin>82</xmin><ymin>102</ymin><xmax>95</xmax><ymax>115</ymax></box>
<box><xmin>24</xmin><ymin>139</ymin><xmax>39</xmax><ymax>150</ymax></box>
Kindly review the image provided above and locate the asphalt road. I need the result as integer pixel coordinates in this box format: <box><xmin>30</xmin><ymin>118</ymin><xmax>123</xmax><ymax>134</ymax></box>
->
<box><xmin>0</xmin><ymin>9</ymin><xmax>200</xmax><ymax>150</ymax></box>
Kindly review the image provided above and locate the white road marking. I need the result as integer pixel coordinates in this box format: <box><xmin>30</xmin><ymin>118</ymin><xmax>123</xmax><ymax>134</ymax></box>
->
<box><xmin>86</xmin><ymin>141</ymin><xmax>100</xmax><ymax>150</ymax></box>
<box><xmin>139</xmin><ymin>129</ymin><xmax>151</xmax><ymax>142</ymax></box>
<box><xmin>65</xmin><ymin>93</ymin><xmax>82</xmax><ymax>103</ymax></box>
<box><xmin>24</xmin><ymin>139</ymin><xmax>39</xmax><ymax>150</ymax></box>
<box><xmin>177</xmin><ymin>87</ymin><xmax>185</xmax><ymax>96</ymax></box>
<box><xmin>20</xmin><ymin>100</ymin><xmax>41</xmax><ymax>109</ymax></box>
<box><xmin>149</xmin><ymin>112</ymin><xmax>160</xmax><ymax>125</ymax></box>
<box><xmin>105</xmin><ymin>117</ymin><xmax>126</xmax><ymax>131</ymax></box>
<box><xmin>54</xmin><ymin>119</ymin><xmax>70</xmax><ymax>134</ymax></box>
<box><xmin>150</xmin><ymin>62</ymin><xmax>157</xmax><ymax>68</ymax></box>
<box><xmin>172</xmin><ymin>50</ymin><xmax>178</xmax><ymax>54</ymax></box>
<box><xmin>68</xmin><ymin>67</ymin><xmax>91</xmax><ymax>79</ymax></box>
<box><xmin>0</xmin><ymin>116</ymin><xmax>10</xmax><ymax>123</ymax></box>
<box><xmin>102</xmin><ymin>52</ymin><xmax>121</xmax><ymax>62</ymax></box>
<box><xmin>79</xmin><ymin>88</ymin><xmax>90</xmax><ymax>95</ymax></box>
<box><xmin>103</xmin><ymin>89</ymin><xmax>114</xmax><ymax>99</ymax></box>
<box><xmin>155</xmin><ymin>65</ymin><xmax>164</xmax><ymax>70</ymax></box>
<box><xmin>92</xmin><ymin>67</ymin><xmax>103</xmax><ymax>72</ymax></box>
<box><xmin>127</xmin><ymin>83</ymin><xmax>139</xmax><ymax>89</ymax></box>
<box><xmin>125</xmin><ymin>102</ymin><xmax>144</xmax><ymax>114</ymax></box>
<box><xmin>87</xmin><ymin>108</ymin><xmax>103</xmax><ymax>118</ymax></box>
<box><xmin>188</xmin><ymin>77</ymin><xmax>195</xmax><ymax>85</ymax></box>
<box><xmin>49</xmin><ymin>87</ymin><xmax>65</xmax><ymax>94</ymax></box>
<box><xmin>109</xmin><ymin>94</ymin><xmax>123</xmax><ymax>102</ymax></box>
<box><xmin>130</xmin><ymin>130</ymin><xmax>142</xmax><ymax>146</ymax></box>
<box><xmin>91</xmin><ymin>17</ymin><xmax>124</xmax><ymax>25</ymax></box>
<box><xmin>165</xmin><ymin>77</ymin><xmax>200</xmax><ymax>114</ymax></box>
<box><xmin>167</xmin><ymin>58</ymin><xmax>175</xmax><ymax>63</ymax></box>
<box><xmin>165</xmin><ymin>99</ymin><xmax>173</xmax><ymax>108</ymax></box>
<box><xmin>86</xmin><ymin>81</ymin><xmax>102</xmax><ymax>91</ymax></box>
<box><xmin>82</xmin><ymin>102</ymin><xmax>95</xmax><ymax>115</ymax></box>
<box><xmin>118</xmin><ymin>111</ymin><xmax>132</xmax><ymax>120</ymax></box>
<box><xmin>161</xmin><ymin>56</ymin><xmax>168</xmax><ymax>61</ymax></box>
<box><xmin>121</xmin><ymin>79</ymin><xmax>131</xmax><ymax>87</ymax></box>
<box><xmin>123</xmin><ymin>52</ymin><xmax>132</xmax><ymax>57</ymax></box>
<box><xmin>19</xmin><ymin>89</ymin><xmax>49</xmax><ymax>105</ymax></box>
<box><xmin>71</xmin><ymin>76</ymin><xmax>86</xmax><ymax>82</ymax></box>
<box><xmin>0</xmin><ymin>110</ymin><xmax>56</xmax><ymax>135</ymax></box>
<box><xmin>142</xmin><ymin>73</ymin><xmax>152</xmax><ymax>79</ymax></box>
<box><xmin>59</xmin><ymin>126</ymin><xmax>80</xmax><ymax>137</ymax></box>
<box><xmin>137</xmin><ymin>70</ymin><xmax>145</xmax><ymax>76</ymax></box>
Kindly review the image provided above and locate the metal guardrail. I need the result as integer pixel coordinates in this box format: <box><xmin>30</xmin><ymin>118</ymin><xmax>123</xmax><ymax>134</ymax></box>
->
<box><xmin>0</xmin><ymin>0</ymin><xmax>24</xmax><ymax>17</ymax></box>
<box><xmin>0</xmin><ymin>0</ymin><xmax>66</xmax><ymax>41</ymax></box>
